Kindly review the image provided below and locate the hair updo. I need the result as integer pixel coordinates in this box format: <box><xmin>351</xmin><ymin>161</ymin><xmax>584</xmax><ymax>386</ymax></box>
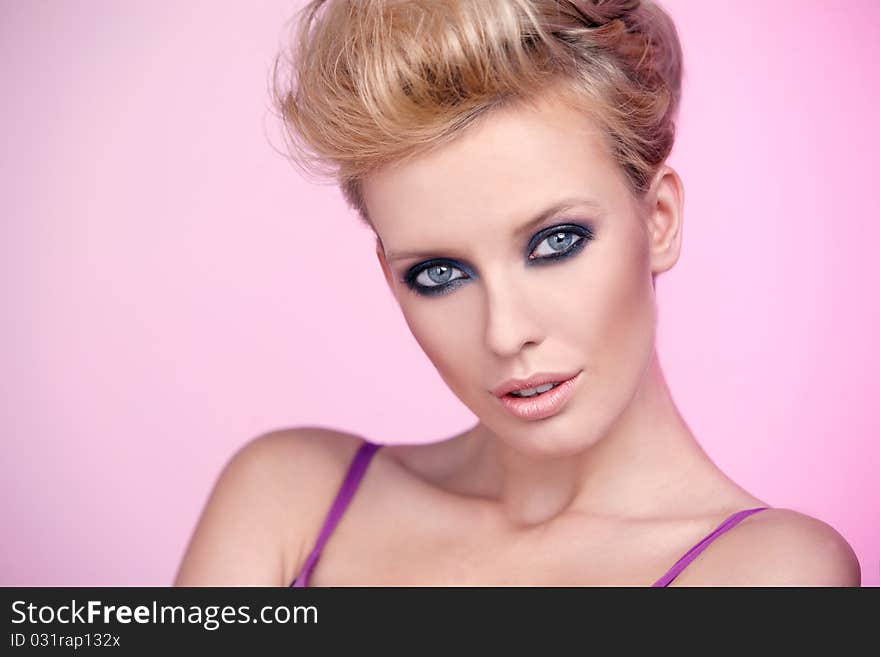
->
<box><xmin>270</xmin><ymin>0</ymin><xmax>684</xmax><ymax>230</ymax></box>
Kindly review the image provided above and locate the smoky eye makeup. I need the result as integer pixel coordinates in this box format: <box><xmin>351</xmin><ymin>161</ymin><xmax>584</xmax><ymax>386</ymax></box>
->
<box><xmin>401</xmin><ymin>258</ymin><xmax>474</xmax><ymax>297</ymax></box>
<box><xmin>525</xmin><ymin>222</ymin><xmax>594</xmax><ymax>264</ymax></box>
<box><xmin>400</xmin><ymin>220</ymin><xmax>595</xmax><ymax>297</ymax></box>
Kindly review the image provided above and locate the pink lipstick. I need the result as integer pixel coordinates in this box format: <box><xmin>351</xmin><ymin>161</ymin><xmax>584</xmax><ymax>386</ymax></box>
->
<box><xmin>492</xmin><ymin>370</ymin><xmax>582</xmax><ymax>421</ymax></box>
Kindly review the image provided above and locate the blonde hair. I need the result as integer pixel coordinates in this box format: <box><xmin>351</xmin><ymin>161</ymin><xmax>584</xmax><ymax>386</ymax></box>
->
<box><xmin>270</xmin><ymin>0</ymin><xmax>683</xmax><ymax>230</ymax></box>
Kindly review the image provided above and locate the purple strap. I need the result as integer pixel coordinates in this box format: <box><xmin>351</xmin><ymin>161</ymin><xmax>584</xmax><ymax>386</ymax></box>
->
<box><xmin>290</xmin><ymin>440</ymin><xmax>382</xmax><ymax>587</ymax></box>
<box><xmin>650</xmin><ymin>506</ymin><xmax>770</xmax><ymax>587</ymax></box>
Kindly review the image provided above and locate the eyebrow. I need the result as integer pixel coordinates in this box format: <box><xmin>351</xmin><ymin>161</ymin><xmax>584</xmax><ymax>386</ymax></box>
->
<box><xmin>384</xmin><ymin>196</ymin><xmax>603</xmax><ymax>263</ymax></box>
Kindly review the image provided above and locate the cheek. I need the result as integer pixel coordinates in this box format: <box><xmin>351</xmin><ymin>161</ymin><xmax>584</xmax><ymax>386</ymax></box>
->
<box><xmin>583</xmin><ymin>235</ymin><xmax>656</xmax><ymax>399</ymax></box>
<box><xmin>397</xmin><ymin>297</ymin><xmax>479</xmax><ymax>388</ymax></box>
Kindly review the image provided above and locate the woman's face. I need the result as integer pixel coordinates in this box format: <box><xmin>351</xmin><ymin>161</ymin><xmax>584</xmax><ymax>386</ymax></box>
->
<box><xmin>364</xmin><ymin>93</ymin><xmax>679</xmax><ymax>456</ymax></box>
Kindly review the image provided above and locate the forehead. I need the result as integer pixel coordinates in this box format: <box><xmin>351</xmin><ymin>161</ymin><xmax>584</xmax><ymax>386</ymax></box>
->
<box><xmin>363</xmin><ymin>93</ymin><xmax>626</xmax><ymax>248</ymax></box>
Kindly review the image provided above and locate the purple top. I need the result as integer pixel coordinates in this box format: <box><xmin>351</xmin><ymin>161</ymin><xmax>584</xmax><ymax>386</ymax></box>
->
<box><xmin>290</xmin><ymin>439</ymin><xmax>770</xmax><ymax>587</ymax></box>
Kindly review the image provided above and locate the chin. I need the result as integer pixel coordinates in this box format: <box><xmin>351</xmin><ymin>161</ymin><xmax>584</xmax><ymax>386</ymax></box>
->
<box><xmin>498</xmin><ymin>410</ymin><xmax>603</xmax><ymax>458</ymax></box>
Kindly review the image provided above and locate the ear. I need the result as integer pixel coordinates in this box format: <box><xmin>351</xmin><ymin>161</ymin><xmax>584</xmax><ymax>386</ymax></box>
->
<box><xmin>644</xmin><ymin>164</ymin><xmax>685</xmax><ymax>277</ymax></box>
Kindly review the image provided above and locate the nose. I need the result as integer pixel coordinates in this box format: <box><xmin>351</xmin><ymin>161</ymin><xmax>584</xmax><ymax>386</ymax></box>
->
<box><xmin>482</xmin><ymin>273</ymin><xmax>544</xmax><ymax>357</ymax></box>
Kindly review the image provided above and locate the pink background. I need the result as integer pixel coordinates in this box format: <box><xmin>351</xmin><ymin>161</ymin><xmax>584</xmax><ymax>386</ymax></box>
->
<box><xmin>2</xmin><ymin>0</ymin><xmax>877</xmax><ymax>586</ymax></box>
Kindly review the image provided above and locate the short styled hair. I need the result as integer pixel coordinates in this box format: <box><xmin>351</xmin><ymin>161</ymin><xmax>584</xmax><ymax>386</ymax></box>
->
<box><xmin>271</xmin><ymin>0</ymin><xmax>684</xmax><ymax>229</ymax></box>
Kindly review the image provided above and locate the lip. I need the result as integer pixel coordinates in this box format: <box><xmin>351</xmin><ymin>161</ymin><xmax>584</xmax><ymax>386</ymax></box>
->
<box><xmin>491</xmin><ymin>370</ymin><xmax>582</xmax><ymax>398</ymax></box>
<box><xmin>493</xmin><ymin>370</ymin><xmax>583</xmax><ymax>422</ymax></box>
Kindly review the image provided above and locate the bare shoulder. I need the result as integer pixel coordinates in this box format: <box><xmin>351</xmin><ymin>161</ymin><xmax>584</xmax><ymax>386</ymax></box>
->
<box><xmin>671</xmin><ymin>507</ymin><xmax>862</xmax><ymax>586</ymax></box>
<box><xmin>173</xmin><ymin>426</ymin><xmax>364</xmax><ymax>586</ymax></box>
<box><xmin>241</xmin><ymin>426</ymin><xmax>367</xmax><ymax>485</ymax></box>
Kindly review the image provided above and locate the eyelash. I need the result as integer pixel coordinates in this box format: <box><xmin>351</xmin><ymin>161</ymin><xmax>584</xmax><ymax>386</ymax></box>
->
<box><xmin>401</xmin><ymin>222</ymin><xmax>594</xmax><ymax>297</ymax></box>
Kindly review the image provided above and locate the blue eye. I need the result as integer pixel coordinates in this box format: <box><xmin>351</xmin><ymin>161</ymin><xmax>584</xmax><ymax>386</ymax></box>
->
<box><xmin>527</xmin><ymin>227</ymin><xmax>588</xmax><ymax>263</ymax></box>
<box><xmin>409</xmin><ymin>263</ymin><xmax>467</xmax><ymax>294</ymax></box>
<box><xmin>408</xmin><ymin>262</ymin><xmax>469</xmax><ymax>297</ymax></box>
<box><xmin>402</xmin><ymin>222</ymin><xmax>593</xmax><ymax>297</ymax></box>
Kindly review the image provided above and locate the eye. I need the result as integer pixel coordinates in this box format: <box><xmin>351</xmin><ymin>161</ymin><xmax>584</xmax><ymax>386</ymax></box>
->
<box><xmin>527</xmin><ymin>223</ymin><xmax>593</xmax><ymax>263</ymax></box>
<box><xmin>404</xmin><ymin>261</ymin><xmax>469</xmax><ymax>296</ymax></box>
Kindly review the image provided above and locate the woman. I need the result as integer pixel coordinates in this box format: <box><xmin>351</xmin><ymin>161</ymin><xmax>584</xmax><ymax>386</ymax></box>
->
<box><xmin>174</xmin><ymin>0</ymin><xmax>860</xmax><ymax>586</ymax></box>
